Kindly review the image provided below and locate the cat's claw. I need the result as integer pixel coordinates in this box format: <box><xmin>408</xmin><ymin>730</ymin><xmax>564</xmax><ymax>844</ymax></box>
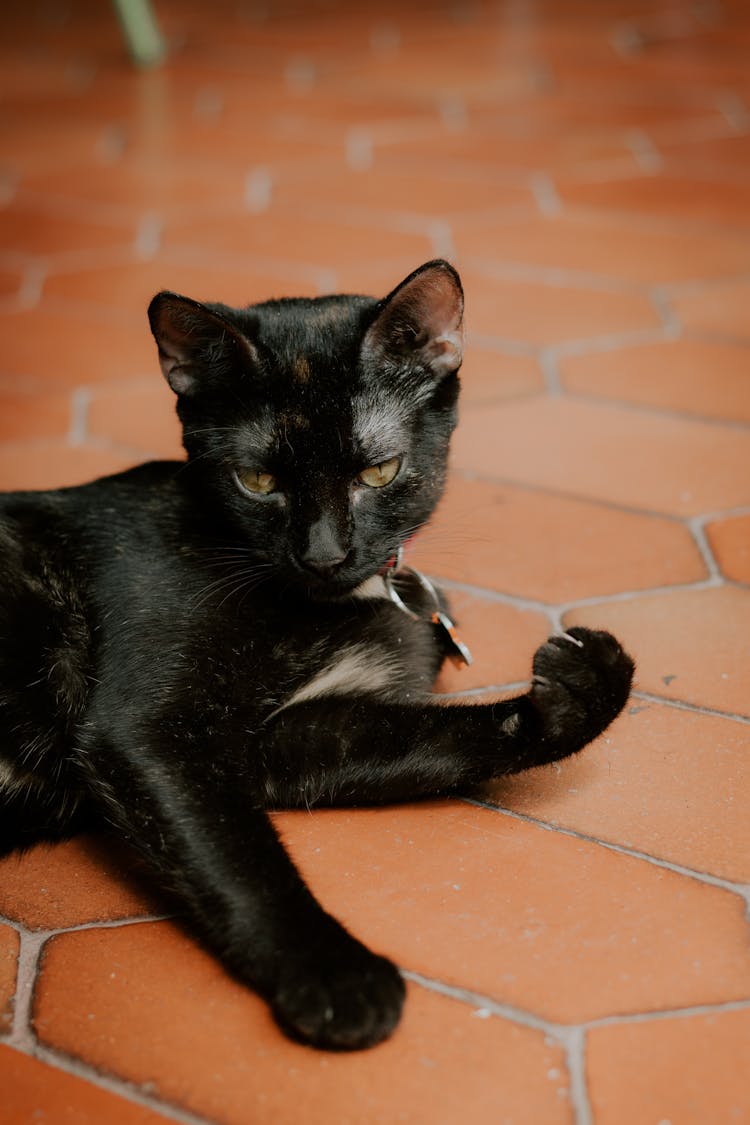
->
<box><xmin>527</xmin><ymin>626</ymin><xmax>634</xmax><ymax>757</ymax></box>
<box><xmin>559</xmin><ymin>631</ymin><xmax>585</xmax><ymax>648</ymax></box>
<box><xmin>272</xmin><ymin>949</ymin><xmax>405</xmax><ymax>1051</ymax></box>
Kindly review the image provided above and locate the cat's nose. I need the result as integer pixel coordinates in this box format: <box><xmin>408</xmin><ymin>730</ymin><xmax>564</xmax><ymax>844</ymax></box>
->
<box><xmin>299</xmin><ymin>551</ymin><xmax>348</xmax><ymax>579</ymax></box>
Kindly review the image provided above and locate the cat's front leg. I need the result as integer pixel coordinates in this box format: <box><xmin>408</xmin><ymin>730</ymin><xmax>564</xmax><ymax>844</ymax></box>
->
<box><xmin>507</xmin><ymin>626</ymin><xmax>634</xmax><ymax>770</ymax></box>
<box><xmin>77</xmin><ymin>731</ymin><xmax>404</xmax><ymax>1050</ymax></box>
<box><xmin>260</xmin><ymin>627</ymin><xmax>634</xmax><ymax>807</ymax></box>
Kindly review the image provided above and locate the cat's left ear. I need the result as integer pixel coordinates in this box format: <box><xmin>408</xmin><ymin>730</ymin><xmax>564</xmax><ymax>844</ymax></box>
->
<box><xmin>148</xmin><ymin>292</ymin><xmax>258</xmax><ymax>396</ymax></box>
<box><xmin>362</xmin><ymin>259</ymin><xmax>464</xmax><ymax>380</ymax></box>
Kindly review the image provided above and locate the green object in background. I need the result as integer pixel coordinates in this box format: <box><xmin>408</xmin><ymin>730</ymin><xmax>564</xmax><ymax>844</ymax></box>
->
<box><xmin>112</xmin><ymin>0</ymin><xmax>166</xmax><ymax>68</ymax></box>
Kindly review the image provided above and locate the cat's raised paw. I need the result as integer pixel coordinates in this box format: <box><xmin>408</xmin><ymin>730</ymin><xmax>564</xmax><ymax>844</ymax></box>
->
<box><xmin>528</xmin><ymin>626</ymin><xmax>634</xmax><ymax>756</ymax></box>
<box><xmin>272</xmin><ymin>948</ymin><xmax>405</xmax><ymax>1051</ymax></box>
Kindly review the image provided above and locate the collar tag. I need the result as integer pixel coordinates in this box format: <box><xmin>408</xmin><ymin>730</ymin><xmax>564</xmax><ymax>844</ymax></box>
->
<box><xmin>431</xmin><ymin>610</ymin><xmax>474</xmax><ymax>668</ymax></box>
<box><xmin>383</xmin><ymin>550</ymin><xmax>473</xmax><ymax>668</ymax></box>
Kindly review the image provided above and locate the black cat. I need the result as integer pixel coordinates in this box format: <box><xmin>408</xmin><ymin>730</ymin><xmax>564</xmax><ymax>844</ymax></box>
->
<box><xmin>0</xmin><ymin>260</ymin><xmax>633</xmax><ymax>1050</ymax></box>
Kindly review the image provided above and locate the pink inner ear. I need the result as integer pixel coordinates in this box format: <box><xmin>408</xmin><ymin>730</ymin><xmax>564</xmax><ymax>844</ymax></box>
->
<box><xmin>364</xmin><ymin>262</ymin><xmax>465</xmax><ymax>377</ymax></box>
<box><xmin>149</xmin><ymin>295</ymin><xmax>259</xmax><ymax>397</ymax></box>
<box><xmin>151</xmin><ymin>303</ymin><xmax>202</xmax><ymax>392</ymax></box>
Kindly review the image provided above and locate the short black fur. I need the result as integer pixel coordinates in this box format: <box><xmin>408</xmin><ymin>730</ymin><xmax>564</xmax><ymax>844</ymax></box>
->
<box><xmin>0</xmin><ymin>261</ymin><xmax>634</xmax><ymax>1049</ymax></box>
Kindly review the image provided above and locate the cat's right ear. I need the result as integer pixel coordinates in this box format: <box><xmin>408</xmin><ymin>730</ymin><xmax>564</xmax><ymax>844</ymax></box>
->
<box><xmin>148</xmin><ymin>292</ymin><xmax>258</xmax><ymax>396</ymax></box>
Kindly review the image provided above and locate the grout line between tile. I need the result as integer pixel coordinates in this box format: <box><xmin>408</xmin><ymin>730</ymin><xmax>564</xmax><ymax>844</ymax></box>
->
<box><xmin>1</xmin><ymin>920</ymin><xmax>205</xmax><ymax>1120</ymax></box>
<box><xmin>463</xmin><ymin>257</ymin><xmax>648</xmax><ymax>296</ymax></box>
<box><xmin>36</xmin><ymin>913</ymin><xmax>173</xmax><ymax>937</ymax></box>
<box><xmin>345</xmin><ymin>127</ymin><xmax>374</xmax><ymax>171</ymax></box>
<box><xmin>244</xmin><ymin>166</ymin><xmax>273</xmax><ymax>213</ymax></box>
<box><xmin>629</xmin><ymin>689</ymin><xmax>750</xmax><ymax>727</ymax></box>
<box><xmin>559</xmin><ymin>388</ymin><xmax>750</xmax><ymax>433</ymax></box>
<box><xmin>529</xmin><ymin>173</ymin><xmax>562</xmax><ymax>217</ymax></box>
<box><xmin>404</xmin><ymin>965</ymin><xmax>750</xmax><ymax>1036</ymax></box>
<box><xmin>438</xmin><ymin>95</ymin><xmax>468</xmax><ymax>131</ymax></box>
<box><xmin>448</xmin><ymin>465</ymin><xmax>721</xmax><ymax>523</ymax></box>
<box><xmin>441</xmin><ymin>681</ymin><xmax>750</xmax><ymax>727</ymax></box>
<box><xmin>678</xmin><ymin>327</ymin><xmax>750</xmax><ymax>349</ymax></box>
<box><xmin>550</xmin><ymin>325</ymin><xmax>679</xmax><ymax>358</ymax></box>
<box><xmin>561</xmin><ymin>388</ymin><xmax>750</xmax><ymax>433</ymax></box>
<box><xmin>686</xmin><ymin>515</ymin><xmax>722</xmax><ymax>580</ymax></box>
<box><xmin>435</xmin><ymin>576</ymin><xmax>557</xmax><ymax>620</ymax></box>
<box><xmin>429</xmin><ymin>219</ymin><xmax>455</xmax><ymax>259</ymax></box>
<box><xmin>67</xmin><ymin>387</ymin><xmax>91</xmax><ymax>447</ymax></box>
<box><xmin>561</xmin><ymin>198</ymin><xmax>750</xmax><ymax>240</ymax></box>
<box><xmin>563</xmin><ymin>1026</ymin><xmax>592</xmax><ymax>1125</ymax></box>
<box><xmin>624</xmin><ymin>129</ymin><xmax>664</xmax><ymax>172</ymax></box>
<box><xmin>134</xmin><ymin>212</ymin><xmax>163</xmax><ymax>260</ymax></box>
<box><xmin>7</xmin><ymin>930</ymin><xmax>46</xmax><ymax>1051</ymax></box>
<box><xmin>401</xmin><ymin>968</ymin><xmax>561</xmax><ymax>1037</ymax></box>
<box><xmin>647</xmin><ymin>284</ymin><xmax>682</xmax><ymax>337</ymax></box>
<box><xmin>463</xmin><ymin>798</ymin><xmax>750</xmax><ymax>906</ymax></box>
<box><xmin>436</xmin><ymin>568</ymin><xmax>721</xmax><ymax>616</ymax></box>
<box><xmin>660</xmin><ymin>270</ymin><xmax>750</xmax><ymax>297</ymax></box>
<box><xmin>697</xmin><ymin>502</ymin><xmax>750</xmax><ymax>523</ymax></box>
<box><xmin>32</xmin><ymin>1043</ymin><xmax>213</xmax><ymax>1125</ymax></box>
<box><xmin>17</xmin><ymin>262</ymin><xmax>46</xmax><ymax>310</ymax></box>
<box><xmin>538</xmin><ymin>349</ymin><xmax>563</xmax><ymax>395</ymax></box>
<box><xmin>583</xmin><ymin>996</ymin><xmax>750</xmax><ymax>1031</ymax></box>
<box><xmin>715</xmin><ymin>91</ymin><xmax>750</xmax><ymax>130</ymax></box>
<box><xmin>557</xmin><ymin>574</ymin><xmax>723</xmax><ymax>612</ymax></box>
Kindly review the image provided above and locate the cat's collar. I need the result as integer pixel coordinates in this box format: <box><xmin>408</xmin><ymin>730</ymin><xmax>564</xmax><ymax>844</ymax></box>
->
<box><xmin>382</xmin><ymin>547</ymin><xmax>473</xmax><ymax>668</ymax></box>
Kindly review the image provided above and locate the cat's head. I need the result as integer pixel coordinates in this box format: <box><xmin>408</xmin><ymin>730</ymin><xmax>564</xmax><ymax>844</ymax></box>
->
<box><xmin>147</xmin><ymin>260</ymin><xmax>464</xmax><ymax>598</ymax></box>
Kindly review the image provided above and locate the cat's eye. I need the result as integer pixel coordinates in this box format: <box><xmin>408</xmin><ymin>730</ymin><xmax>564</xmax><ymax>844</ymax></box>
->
<box><xmin>357</xmin><ymin>457</ymin><xmax>401</xmax><ymax>489</ymax></box>
<box><xmin>236</xmin><ymin>468</ymin><xmax>277</xmax><ymax>495</ymax></box>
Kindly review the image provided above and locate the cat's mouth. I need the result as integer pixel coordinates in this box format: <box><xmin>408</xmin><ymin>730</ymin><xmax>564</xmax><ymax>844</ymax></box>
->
<box><xmin>294</xmin><ymin>554</ymin><xmax>395</xmax><ymax>602</ymax></box>
<box><xmin>298</xmin><ymin>569</ymin><xmax>372</xmax><ymax>601</ymax></box>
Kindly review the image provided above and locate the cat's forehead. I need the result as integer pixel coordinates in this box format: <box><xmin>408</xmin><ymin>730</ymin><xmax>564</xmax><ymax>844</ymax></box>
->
<box><xmin>230</xmin><ymin>386</ymin><xmax>410</xmax><ymax>466</ymax></box>
<box><xmin>254</xmin><ymin>294</ymin><xmax>369</xmax><ymax>357</ymax></box>
<box><xmin>351</xmin><ymin>388</ymin><xmax>412</xmax><ymax>456</ymax></box>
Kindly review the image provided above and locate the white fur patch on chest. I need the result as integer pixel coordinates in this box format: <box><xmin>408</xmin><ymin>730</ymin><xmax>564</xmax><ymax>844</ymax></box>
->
<box><xmin>269</xmin><ymin>643</ymin><xmax>395</xmax><ymax>720</ymax></box>
<box><xmin>350</xmin><ymin>574</ymin><xmax>388</xmax><ymax>601</ymax></box>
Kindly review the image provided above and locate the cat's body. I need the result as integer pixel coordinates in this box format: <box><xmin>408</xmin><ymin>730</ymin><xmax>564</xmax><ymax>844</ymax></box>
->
<box><xmin>0</xmin><ymin>262</ymin><xmax>634</xmax><ymax>1049</ymax></box>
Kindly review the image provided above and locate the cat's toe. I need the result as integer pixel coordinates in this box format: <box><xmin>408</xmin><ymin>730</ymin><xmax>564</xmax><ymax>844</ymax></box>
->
<box><xmin>272</xmin><ymin>950</ymin><xmax>405</xmax><ymax>1051</ymax></box>
<box><xmin>529</xmin><ymin>627</ymin><xmax>634</xmax><ymax>750</ymax></box>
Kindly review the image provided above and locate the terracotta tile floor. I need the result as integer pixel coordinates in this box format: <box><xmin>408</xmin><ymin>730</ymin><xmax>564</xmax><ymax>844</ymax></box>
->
<box><xmin>1</xmin><ymin>1</ymin><xmax>749</xmax><ymax>1122</ymax></box>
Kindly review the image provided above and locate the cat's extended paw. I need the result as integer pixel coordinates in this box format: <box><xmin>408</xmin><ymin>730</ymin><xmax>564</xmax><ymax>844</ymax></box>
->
<box><xmin>528</xmin><ymin>627</ymin><xmax>634</xmax><ymax>757</ymax></box>
<box><xmin>272</xmin><ymin>947</ymin><xmax>405</xmax><ymax>1051</ymax></box>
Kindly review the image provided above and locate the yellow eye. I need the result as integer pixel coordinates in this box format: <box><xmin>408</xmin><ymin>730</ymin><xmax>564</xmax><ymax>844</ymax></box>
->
<box><xmin>237</xmin><ymin>468</ymin><xmax>277</xmax><ymax>495</ymax></box>
<box><xmin>357</xmin><ymin>457</ymin><xmax>401</xmax><ymax>489</ymax></box>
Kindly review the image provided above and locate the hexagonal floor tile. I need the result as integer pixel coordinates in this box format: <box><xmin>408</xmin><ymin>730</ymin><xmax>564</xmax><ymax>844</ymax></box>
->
<box><xmin>413</xmin><ymin>473</ymin><xmax>705</xmax><ymax>602</ymax></box>
<box><xmin>459</xmin><ymin>270</ymin><xmax>660</xmax><ymax>345</ymax></box>
<box><xmin>34</xmin><ymin>921</ymin><xmax>571</xmax><ymax>1125</ymax></box>
<box><xmin>670</xmin><ymin>278</ymin><xmax>750</xmax><ymax>344</ymax></box>
<box><xmin>706</xmin><ymin>514</ymin><xmax>750</xmax><ymax>584</ymax></box>
<box><xmin>566</xmin><ymin>585</ymin><xmax>750</xmax><ymax>717</ymax></box>
<box><xmin>587</xmin><ymin>1009</ymin><xmax>750</xmax><ymax>1125</ymax></box>
<box><xmin>450</xmin><ymin>398</ymin><xmax>750</xmax><ymax>516</ymax></box>
<box><xmin>453</xmin><ymin>213</ymin><xmax>750</xmax><ymax>284</ymax></box>
<box><xmin>485</xmin><ymin>701</ymin><xmax>750</xmax><ymax>882</ymax></box>
<box><xmin>558</xmin><ymin>338</ymin><xmax>750</xmax><ymax>423</ymax></box>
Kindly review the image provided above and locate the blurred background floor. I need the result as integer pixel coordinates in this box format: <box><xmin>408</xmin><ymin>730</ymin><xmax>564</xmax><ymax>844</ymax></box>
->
<box><xmin>1</xmin><ymin>1</ymin><xmax>749</xmax><ymax>1122</ymax></box>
